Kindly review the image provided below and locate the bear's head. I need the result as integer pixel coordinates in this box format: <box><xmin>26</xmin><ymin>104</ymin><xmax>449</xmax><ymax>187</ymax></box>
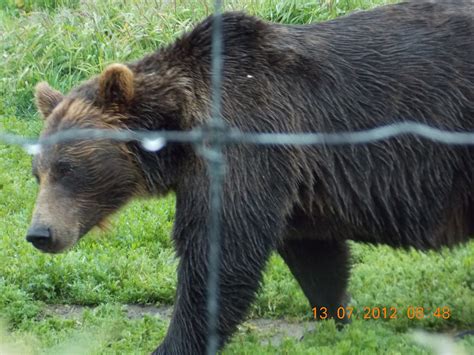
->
<box><xmin>26</xmin><ymin>63</ymin><xmax>177</xmax><ymax>253</ymax></box>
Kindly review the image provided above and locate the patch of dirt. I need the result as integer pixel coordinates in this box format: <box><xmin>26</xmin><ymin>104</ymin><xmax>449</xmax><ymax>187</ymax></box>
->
<box><xmin>43</xmin><ymin>304</ymin><xmax>85</xmax><ymax>319</ymax></box>
<box><xmin>125</xmin><ymin>304</ymin><xmax>174</xmax><ymax>319</ymax></box>
<box><xmin>240</xmin><ymin>318</ymin><xmax>316</xmax><ymax>346</ymax></box>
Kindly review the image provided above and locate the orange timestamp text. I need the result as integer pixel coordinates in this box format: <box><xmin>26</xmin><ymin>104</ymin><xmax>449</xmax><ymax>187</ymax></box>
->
<box><xmin>312</xmin><ymin>306</ymin><xmax>451</xmax><ymax>320</ymax></box>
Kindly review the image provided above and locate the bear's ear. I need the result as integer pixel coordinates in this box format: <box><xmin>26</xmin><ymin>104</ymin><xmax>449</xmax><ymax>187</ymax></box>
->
<box><xmin>35</xmin><ymin>82</ymin><xmax>64</xmax><ymax>119</ymax></box>
<box><xmin>98</xmin><ymin>63</ymin><xmax>134</xmax><ymax>108</ymax></box>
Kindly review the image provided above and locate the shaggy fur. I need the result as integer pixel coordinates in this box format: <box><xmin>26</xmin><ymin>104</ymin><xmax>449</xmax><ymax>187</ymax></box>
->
<box><xmin>28</xmin><ymin>1</ymin><xmax>473</xmax><ymax>354</ymax></box>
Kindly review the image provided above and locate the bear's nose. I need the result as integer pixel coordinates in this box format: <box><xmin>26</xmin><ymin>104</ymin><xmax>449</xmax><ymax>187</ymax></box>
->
<box><xmin>26</xmin><ymin>226</ymin><xmax>52</xmax><ymax>248</ymax></box>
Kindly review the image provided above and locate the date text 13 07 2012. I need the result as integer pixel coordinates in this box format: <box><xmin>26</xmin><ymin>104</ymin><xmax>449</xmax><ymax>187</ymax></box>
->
<box><xmin>312</xmin><ymin>306</ymin><xmax>452</xmax><ymax>320</ymax></box>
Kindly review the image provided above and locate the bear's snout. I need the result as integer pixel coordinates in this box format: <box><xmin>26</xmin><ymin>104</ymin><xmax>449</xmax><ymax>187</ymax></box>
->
<box><xmin>26</xmin><ymin>225</ymin><xmax>53</xmax><ymax>252</ymax></box>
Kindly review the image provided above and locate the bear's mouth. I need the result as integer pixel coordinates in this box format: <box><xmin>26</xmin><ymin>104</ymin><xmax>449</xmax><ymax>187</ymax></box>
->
<box><xmin>28</xmin><ymin>236</ymin><xmax>66</xmax><ymax>254</ymax></box>
<box><xmin>31</xmin><ymin>242</ymin><xmax>64</xmax><ymax>254</ymax></box>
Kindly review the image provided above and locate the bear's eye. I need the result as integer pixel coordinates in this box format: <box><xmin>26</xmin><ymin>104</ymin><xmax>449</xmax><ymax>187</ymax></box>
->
<box><xmin>55</xmin><ymin>161</ymin><xmax>74</xmax><ymax>178</ymax></box>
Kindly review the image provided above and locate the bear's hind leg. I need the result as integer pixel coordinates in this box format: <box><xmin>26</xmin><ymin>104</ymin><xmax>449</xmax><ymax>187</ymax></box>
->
<box><xmin>278</xmin><ymin>238</ymin><xmax>351</xmax><ymax>324</ymax></box>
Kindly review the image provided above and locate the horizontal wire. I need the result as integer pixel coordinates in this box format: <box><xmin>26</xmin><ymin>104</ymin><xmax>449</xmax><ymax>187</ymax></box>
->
<box><xmin>1</xmin><ymin>122</ymin><xmax>474</xmax><ymax>155</ymax></box>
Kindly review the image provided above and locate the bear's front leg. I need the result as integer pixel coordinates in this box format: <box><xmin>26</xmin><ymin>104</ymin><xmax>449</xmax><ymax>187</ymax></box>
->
<box><xmin>153</xmin><ymin>229</ymin><xmax>276</xmax><ymax>355</ymax></box>
<box><xmin>152</xmin><ymin>194</ymin><xmax>286</xmax><ymax>354</ymax></box>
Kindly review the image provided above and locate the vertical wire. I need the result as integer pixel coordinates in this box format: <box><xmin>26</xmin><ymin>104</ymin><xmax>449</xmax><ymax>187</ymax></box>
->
<box><xmin>206</xmin><ymin>0</ymin><xmax>225</xmax><ymax>354</ymax></box>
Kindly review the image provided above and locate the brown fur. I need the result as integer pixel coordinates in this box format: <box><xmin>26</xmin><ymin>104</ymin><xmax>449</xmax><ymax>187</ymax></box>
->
<box><xmin>35</xmin><ymin>82</ymin><xmax>64</xmax><ymax>118</ymax></box>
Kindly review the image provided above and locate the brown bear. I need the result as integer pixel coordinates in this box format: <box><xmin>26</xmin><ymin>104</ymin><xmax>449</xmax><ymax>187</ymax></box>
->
<box><xmin>26</xmin><ymin>1</ymin><xmax>473</xmax><ymax>354</ymax></box>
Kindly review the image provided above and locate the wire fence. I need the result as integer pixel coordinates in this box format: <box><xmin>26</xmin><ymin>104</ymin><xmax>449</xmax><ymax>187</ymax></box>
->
<box><xmin>0</xmin><ymin>1</ymin><xmax>473</xmax><ymax>355</ymax></box>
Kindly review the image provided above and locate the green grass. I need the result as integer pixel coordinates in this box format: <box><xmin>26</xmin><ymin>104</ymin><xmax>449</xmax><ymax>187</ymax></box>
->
<box><xmin>0</xmin><ymin>0</ymin><xmax>473</xmax><ymax>354</ymax></box>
